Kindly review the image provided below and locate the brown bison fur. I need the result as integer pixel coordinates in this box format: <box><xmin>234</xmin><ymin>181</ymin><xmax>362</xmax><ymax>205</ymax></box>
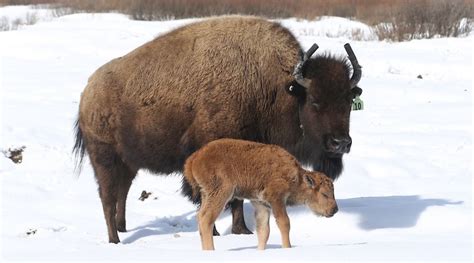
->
<box><xmin>183</xmin><ymin>138</ymin><xmax>338</xmax><ymax>250</ymax></box>
<box><xmin>74</xmin><ymin>15</ymin><xmax>357</xmax><ymax>243</ymax></box>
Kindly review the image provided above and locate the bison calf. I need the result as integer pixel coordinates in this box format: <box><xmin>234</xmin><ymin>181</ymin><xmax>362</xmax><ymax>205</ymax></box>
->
<box><xmin>182</xmin><ymin>138</ymin><xmax>338</xmax><ymax>250</ymax></box>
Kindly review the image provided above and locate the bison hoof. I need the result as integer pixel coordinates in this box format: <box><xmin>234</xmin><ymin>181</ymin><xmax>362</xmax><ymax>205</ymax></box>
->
<box><xmin>109</xmin><ymin>238</ymin><xmax>120</xmax><ymax>244</ymax></box>
<box><xmin>213</xmin><ymin>227</ymin><xmax>220</xmax><ymax>236</ymax></box>
<box><xmin>117</xmin><ymin>224</ymin><xmax>127</xmax><ymax>233</ymax></box>
<box><xmin>231</xmin><ymin>226</ymin><xmax>253</xmax><ymax>235</ymax></box>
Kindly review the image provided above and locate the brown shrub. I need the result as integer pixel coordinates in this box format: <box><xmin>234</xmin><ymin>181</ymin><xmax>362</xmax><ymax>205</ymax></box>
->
<box><xmin>374</xmin><ymin>0</ymin><xmax>473</xmax><ymax>41</ymax></box>
<box><xmin>0</xmin><ymin>16</ymin><xmax>9</xmax><ymax>30</ymax></box>
<box><xmin>1</xmin><ymin>0</ymin><xmax>473</xmax><ymax>40</ymax></box>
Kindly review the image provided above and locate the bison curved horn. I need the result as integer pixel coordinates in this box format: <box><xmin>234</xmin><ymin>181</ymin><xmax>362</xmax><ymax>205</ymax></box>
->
<box><xmin>344</xmin><ymin>43</ymin><xmax>362</xmax><ymax>88</ymax></box>
<box><xmin>293</xmin><ymin>43</ymin><xmax>319</xmax><ymax>88</ymax></box>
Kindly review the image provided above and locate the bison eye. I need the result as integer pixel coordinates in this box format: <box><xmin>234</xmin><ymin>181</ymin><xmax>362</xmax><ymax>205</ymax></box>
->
<box><xmin>321</xmin><ymin>192</ymin><xmax>329</xmax><ymax>198</ymax></box>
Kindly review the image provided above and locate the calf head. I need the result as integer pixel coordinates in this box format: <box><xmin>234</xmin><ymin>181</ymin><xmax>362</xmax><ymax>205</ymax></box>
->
<box><xmin>303</xmin><ymin>171</ymin><xmax>338</xmax><ymax>217</ymax></box>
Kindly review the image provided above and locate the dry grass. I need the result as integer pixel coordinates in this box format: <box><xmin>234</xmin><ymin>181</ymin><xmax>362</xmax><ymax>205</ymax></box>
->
<box><xmin>373</xmin><ymin>0</ymin><xmax>473</xmax><ymax>41</ymax></box>
<box><xmin>1</xmin><ymin>0</ymin><xmax>473</xmax><ymax>40</ymax></box>
<box><xmin>0</xmin><ymin>11</ymin><xmax>37</xmax><ymax>31</ymax></box>
<box><xmin>0</xmin><ymin>16</ymin><xmax>9</xmax><ymax>30</ymax></box>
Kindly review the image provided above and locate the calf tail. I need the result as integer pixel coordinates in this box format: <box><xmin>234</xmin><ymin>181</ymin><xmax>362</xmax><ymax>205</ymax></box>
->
<box><xmin>181</xmin><ymin>154</ymin><xmax>202</xmax><ymax>206</ymax></box>
<box><xmin>72</xmin><ymin>116</ymin><xmax>86</xmax><ymax>175</ymax></box>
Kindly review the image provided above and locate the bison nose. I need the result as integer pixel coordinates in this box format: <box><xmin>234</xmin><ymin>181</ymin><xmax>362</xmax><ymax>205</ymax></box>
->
<box><xmin>326</xmin><ymin>135</ymin><xmax>352</xmax><ymax>153</ymax></box>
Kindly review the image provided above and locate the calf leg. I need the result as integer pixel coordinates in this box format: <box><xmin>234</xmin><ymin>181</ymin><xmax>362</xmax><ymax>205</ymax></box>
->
<box><xmin>251</xmin><ymin>201</ymin><xmax>270</xmax><ymax>250</ymax></box>
<box><xmin>231</xmin><ymin>199</ymin><xmax>253</xmax><ymax>234</ymax></box>
<box><xmin>198</xmin><ymin>190</ymin><xmax>232</xmax><ymax>250</ymax></box>
<box><xmin>270</xmin><ymin>200</ymin><xmax>291</xmax><ymax>248</ymax></box>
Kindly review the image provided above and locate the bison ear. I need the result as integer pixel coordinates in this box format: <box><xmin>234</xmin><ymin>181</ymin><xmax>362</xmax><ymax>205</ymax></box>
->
<box><xmin>286</xmin><ymin>82</ymin><xmax>306</xmax><ymax>97</ymax></box>
<box><xmin>351</xmin><ymin>86</ymin><xmax>363</xmax><ymax>99</ymax></box>
<box><xmin>304</xmin><ymin>175</ymin><xmax>316</xmax><ymax>189</ymax></box>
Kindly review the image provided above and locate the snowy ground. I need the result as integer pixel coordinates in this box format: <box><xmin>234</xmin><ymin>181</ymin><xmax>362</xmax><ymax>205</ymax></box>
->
<box><xmin>0</xmin><ymin>6</ymin><xmax>472</xmax><ymax>262</ymax></box>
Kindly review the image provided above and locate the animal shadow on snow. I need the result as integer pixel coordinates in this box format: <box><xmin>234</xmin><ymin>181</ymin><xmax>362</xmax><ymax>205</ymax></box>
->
<box><xmin>122</xmin><ymin>195</ymin><xmax>462</xmax><ymax>243</ymax></box>
<box><xmin>122</xmin><ymin>205</ymin><xmax>257</xmax><ymax>244</ymax></box>
<box><xmin>336</xmin><ymin>195</ymin><xmax>462</xmax><ymax>230</ymax></box>
<box><xmin>122</xmin><ymin>207</ymin><xmax>253</xmax><ymax>244</ymax></box>
<box><xmin>228</xmin><ymin>244</ymin><xmax>284</xmax><ymax>251</ymax></box>
<box><xmin>236</xmin><ymin>195</ymin><xmax>462</xmax><ymax>231</ymax></box>
<box><xmin>121</xmin><ymin>211</ymin><xmax>197</xmax><ymax>244</ymax></box>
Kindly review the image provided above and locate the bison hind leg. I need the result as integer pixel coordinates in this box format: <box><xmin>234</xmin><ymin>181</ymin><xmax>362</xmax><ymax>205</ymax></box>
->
<box><xmin>87</xmin><ymin>140</ymin><xmax>136</xmax><ymax>243</ymax></box>
<box><xmin>116</xmin><ymin>170</ymin><xmax>136</xmax><ymax>232</ymax></box>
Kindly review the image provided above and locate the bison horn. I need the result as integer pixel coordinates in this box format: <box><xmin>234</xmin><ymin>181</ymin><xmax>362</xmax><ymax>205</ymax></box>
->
<box><xmin>293</xmin><ymin>43</ymin><xmax>319</xmax><ymax>88</ymax></box>
<box><xmin>344</xmin><ymin>43</ymin><xmax>362</xmax><ymax>88</ymax></box>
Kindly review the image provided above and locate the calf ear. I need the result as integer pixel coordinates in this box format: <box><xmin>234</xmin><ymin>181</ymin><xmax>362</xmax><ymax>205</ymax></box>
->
<box><xmin>304</xmin><ymin>175</ymin><xmax>316</xmax><ymax>189</ymax></box>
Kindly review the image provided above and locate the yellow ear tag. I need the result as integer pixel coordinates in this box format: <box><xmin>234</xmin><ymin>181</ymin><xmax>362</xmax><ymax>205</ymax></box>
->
<box><xmin>352</xmin><ymin>95</ymin><xmax>364</xmax><ymax>111</ymax></box>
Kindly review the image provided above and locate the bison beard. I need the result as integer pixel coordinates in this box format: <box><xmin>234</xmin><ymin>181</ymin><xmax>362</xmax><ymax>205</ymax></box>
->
<box><xmin>313</xmin><ymin>156</ymin><xmax>343</xmax><ymax>181</ymax></box>
<box><xmin>293</xmin><ymin>135</ymin><xmax>343</xmax><ymax>181</ymax></box>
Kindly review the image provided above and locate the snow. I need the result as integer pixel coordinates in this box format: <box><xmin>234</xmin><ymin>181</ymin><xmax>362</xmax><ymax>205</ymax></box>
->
<box><xmin>282</xmin><ymin>16</ymin><xmax>377</xmax><ymax>41</ymax></box>
<box><xmin>0</xmin><ymin>6</ymin><xmax>472</xmax><ymax>262</ymax></box>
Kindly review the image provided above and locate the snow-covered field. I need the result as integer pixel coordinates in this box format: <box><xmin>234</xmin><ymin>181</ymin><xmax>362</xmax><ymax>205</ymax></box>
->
<box><xmin>0</xmin><ymin>6</ymin><xmax>472</xmax><ymax>262</ymax></box>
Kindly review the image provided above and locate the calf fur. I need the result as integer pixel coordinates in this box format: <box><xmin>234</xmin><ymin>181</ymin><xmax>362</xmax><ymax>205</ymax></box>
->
<box><xmin>182</xmin><ymin>138</ymin><xmax>338</xmax><ymax>250</ymax></box>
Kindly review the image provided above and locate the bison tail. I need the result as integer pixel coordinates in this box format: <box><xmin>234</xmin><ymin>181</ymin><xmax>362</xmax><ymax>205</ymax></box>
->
<box><xmin>181</xmin><ymin>156</ymin><xmax>202</xmax><ymax>206</ymax></box>
<box><xmin>72</xmin><ymin>116</ymin><xmax>86</xmax><ymax>175</ymax></box>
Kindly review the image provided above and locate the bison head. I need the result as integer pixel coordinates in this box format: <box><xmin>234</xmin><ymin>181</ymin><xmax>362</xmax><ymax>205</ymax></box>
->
<box><xmin>289</xmin><ymin>44</ymin><xmax>362</xmax><ymax>180</ymax></box>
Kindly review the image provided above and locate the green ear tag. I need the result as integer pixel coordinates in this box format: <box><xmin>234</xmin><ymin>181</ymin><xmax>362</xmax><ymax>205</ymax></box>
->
<box><xmin>352</xmin><ymin>95</ymin><xmax>364</xmax><ymax>111</ymax></box>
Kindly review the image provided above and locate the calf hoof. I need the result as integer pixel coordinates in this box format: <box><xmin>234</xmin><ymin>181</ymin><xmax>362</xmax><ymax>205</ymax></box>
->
<box><xmin>231</xmin><ymin>225</ymin><xmax>253</xmax><ymax>235</ymax></box>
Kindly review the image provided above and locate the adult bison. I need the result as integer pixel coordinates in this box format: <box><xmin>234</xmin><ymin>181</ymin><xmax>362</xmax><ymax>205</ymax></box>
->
<box><xmin>73</xmin><ymin>15</ymin><xmax>362</xmax><ymax>244</ymax></box>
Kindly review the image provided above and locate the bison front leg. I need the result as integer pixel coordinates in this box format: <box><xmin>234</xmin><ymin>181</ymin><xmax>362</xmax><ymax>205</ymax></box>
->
<box><xmin>230</xmin><ymin>199</ymin><xmax>253</xmax><ymax>235</ymax></box>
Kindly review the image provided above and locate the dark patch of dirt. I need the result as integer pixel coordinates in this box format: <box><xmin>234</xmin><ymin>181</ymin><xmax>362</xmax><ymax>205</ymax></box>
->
<box><xmin>2</xmin><ymin>146</ymin><xmax>26</xmax><ymax>164</ymax></box>
<box><xmin>139</xmin><ymin>190</ymin><xmax>152</xmax><ymax>201</ymax></box>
